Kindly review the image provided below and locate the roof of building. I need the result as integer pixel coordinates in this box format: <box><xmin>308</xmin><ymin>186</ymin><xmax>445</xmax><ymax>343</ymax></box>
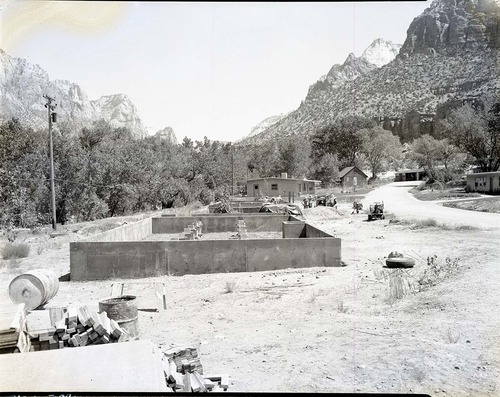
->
<box><xmin>246</xmin><ymin>177</ymin><xmax>321</xmax><ymax>183</ymax></box>
<box><xmin>338</xmin><ymin>166</ymin><xmax>368</xmax><ymax>179</ymax></box>
<box><xmin>466</xmin><ymin>171</ymin><xmax>500</xmax><ymax>177</ymax></box>
<box><xmin>395</xmin><ymin>168</ymin><xmax>425</xmax><ymax>174</ymax></box>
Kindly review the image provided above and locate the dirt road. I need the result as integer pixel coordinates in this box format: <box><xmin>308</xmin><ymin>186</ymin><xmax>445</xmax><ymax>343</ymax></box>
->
<box><xmin>362</xmin><ymin>181</ymin><xmax>500</xmax><ymax>229</ymax></box>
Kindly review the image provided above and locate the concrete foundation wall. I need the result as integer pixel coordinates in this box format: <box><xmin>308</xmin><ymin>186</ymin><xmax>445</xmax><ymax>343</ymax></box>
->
<box><xmin>80</xmin><ymin>217</ymin><xmax>153</xmax><ymax>242</ymax></box>
<box><xmin>70</xmin><ymin>237</ymin><xmax>342</xmax><ymax>281</ymax></box>
<box><xmin>305</xmin><ymin>224</ymin><xmax>335</xmax><ymax>238</ymax></box>
<box><xmin>70</xmin><ymin>241</ymin><xmax>168</xmax><ymax>281</ymax></box>
<box><xmin>152</xmin><ymin>214</ymin><xmax>288</xmax><ymax>234</ymax></box>
<box><xmin>282</xmin><ymin>221</ymin><xmax>306</xmax><ymax>238</ymax></box>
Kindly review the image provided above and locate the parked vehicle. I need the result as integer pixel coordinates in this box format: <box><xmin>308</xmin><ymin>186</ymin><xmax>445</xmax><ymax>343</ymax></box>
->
<box><xmin>367</xmin><ymin>201</ymin><xmax>384</xmax><ymax>221</ymax></box>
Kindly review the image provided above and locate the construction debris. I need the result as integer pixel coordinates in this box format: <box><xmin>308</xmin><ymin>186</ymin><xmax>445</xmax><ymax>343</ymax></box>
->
<box><xmin>0</xmin><ymin>304</ymin><xmax>29</xmax><ymax>354</ymax></box>
<box><xmin>160</xmin><ymin>345</ymin><xmax>229</xmax><ymax>392</ymax></box>
<box><xmin>180</xmin><ymin>221</ymin><xmax>203</xmax><ymax>240</ymax></box>
<box><xmin>27</xmin><ymin>305</ymin><xmax>127</xmax><ymax>351</ymax></box>
<box><xmin>236</xmin><ymin>219</ymin><xmax>248</xmax><ymax>240</ymax></box>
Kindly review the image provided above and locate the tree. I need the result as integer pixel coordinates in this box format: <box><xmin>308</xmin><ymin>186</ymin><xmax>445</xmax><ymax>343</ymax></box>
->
<box><xmin>358</xmin><ymin>126</ymin><xmax>401</xmax><ymax>181</ymax></box>
<box><xmin>313</xmin><ymin>153</ymin><xmax>340</xmax><ymax>187</ymax></box>
<box><xmin>441</xmin><ymin>103</ymin><xmax>500</xmax><ymax>172</ymax></box>
<box><xmin>410</xmin><ymin>135</ymin><xmax>442</xmax><ymax>182</ymax></box>
<box><xmin>276</xmin><ymin>135</ymin><xmax>311</xmax><ymax>178</ymax></box>
<box><xmin>310</xmin><ymin>115</ymin><xmax>375</xmax><ymax>168</ymax></box>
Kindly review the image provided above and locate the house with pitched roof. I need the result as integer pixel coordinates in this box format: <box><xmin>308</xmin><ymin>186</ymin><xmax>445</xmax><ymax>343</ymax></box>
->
<box><xmin>338</xmin><ymin>166</ymin><xmax>368</xmax><ymax>191</ymax></box>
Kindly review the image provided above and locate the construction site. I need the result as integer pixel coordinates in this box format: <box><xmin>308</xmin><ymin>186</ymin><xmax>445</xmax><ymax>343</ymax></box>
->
<box><xmin>1</xmin><ymin>181</ymin><xmax>499</xmax><ymax>395</ymax></box>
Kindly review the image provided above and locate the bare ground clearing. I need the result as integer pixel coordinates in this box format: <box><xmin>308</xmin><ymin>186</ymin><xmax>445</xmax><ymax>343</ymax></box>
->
<box><xmin>442</xmin><ymin>197</ymin><xmax>500</xmax><ymax>214</ymax></box>
<box><xmin>0</xmin><ymin>202</ymin><xmax>499</xmax><ymax>394</ymax></box>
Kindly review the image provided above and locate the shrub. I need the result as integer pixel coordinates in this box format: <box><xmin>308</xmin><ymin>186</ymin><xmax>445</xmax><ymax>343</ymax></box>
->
<box><xmin>224</xmin><ymin>280</ymin><xmax>236</xmax><ymax>294</ymax></box>
<box><xmin>417</xmin><ymin>255</ymin><xmax>461</xmax><ymax>290</ymax></box>
<box><xmin>411</xmin><ymin>218</ymin><xmax>437</xmax><ymax>229</ymax></box>
<box><xmin>2</xmin><ymin>242</ymin><xmax>30</xmax><ymax>259</ymax></box>
<box><xmin>465</xmin><ymin>184</ymin><xmax>472</xmax><ymax>193</ymax></box>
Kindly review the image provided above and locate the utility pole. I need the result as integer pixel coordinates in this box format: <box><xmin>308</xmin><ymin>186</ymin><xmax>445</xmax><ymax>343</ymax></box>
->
<box><xmin>43</xmin><ymin>94</ymin><xmax>57</xmax><ymax>231</ymax></box>
<box><xmin>231</xmin><ymin>146</ymin><xmax>234</xmax><ymax>196</ymax></box>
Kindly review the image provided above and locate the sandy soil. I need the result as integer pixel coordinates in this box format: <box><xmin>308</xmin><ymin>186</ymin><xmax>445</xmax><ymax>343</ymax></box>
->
<box><xmin>1</xmin><ymin>188</ymin><xmax>499</xmax><ymax>395</ymax></box>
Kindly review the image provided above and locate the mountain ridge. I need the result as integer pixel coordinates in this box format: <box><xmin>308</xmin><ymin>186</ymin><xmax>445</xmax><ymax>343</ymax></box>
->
<box><xmin>239</xmin><ymin>0</ymin><xmax>500</xmax><ymax>145</ymax></box>
<box><xmin>0</xmin><ymin>49</ymin><xmax>147</xmax><ymax>138</ymax></box>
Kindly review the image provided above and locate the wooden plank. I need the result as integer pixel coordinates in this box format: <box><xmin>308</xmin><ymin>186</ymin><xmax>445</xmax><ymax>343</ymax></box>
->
<box><xmin>193</xmin><ymin>372</ymin><xmax>210</xmax><ymax>390</ymax></box>
<box><xmin>172</xmin><ymin>372</ymin><xmax>184</xmax><ymax>389</ymax></box>
<box><xmin>111</xmin><ymin>283</ymin><xmax>124</xmax><ymax>297</ymax></box>
<box><xmin>182</xmin><ymin>373</ymin><xmax>191</xmax><ymax>392</ymax></box>
<box><xmin>26</xmin><ymin>310</ymin><xmax>52</xmax><ymax>335</ymax></box>
<box><xmin>49</xmin><ymin>307</ymin><xmax>65</xmax><ymax>327</ymax></box>
<box><xmin>220</xmin><ymin>374</ymin><xmax>229</xmax><ymax>389</ymax></box>
<box><xmin>99</xmin><ymin>312</ymin><xmax>111</xmax><ymax>337</ymax></box>
<box><xmin>77</xmin><ymin>307</ymin><xmax>89</xmax><ymax>326</ymax></box>
<box><xmin>67</xmin><ymin>307</ymin><xmax>78</xmax><ymax>324</ymax></box>
<box><xmin>82</xmin><ymin>307</ymin><xmax>95</xmax><ymax>326</ymax></box>
<box><xmin>189</xmin><ymin>373</ymin><xmax>204</xmax><ymax>392</ymax></box>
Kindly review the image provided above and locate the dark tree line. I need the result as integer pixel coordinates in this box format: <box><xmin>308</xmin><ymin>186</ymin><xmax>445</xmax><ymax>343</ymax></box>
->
<box><xmin>0</xmin><ymin>119</ymin><xmax>238</xmax><ymax>228</ymax></box>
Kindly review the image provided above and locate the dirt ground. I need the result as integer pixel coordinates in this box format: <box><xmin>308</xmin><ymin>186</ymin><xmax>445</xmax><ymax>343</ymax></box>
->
<box><xmin>442</xmin><ymin>197</ymin><xmax>500</xmax><ymax>214</ymax></box>
<box><xmin>1</xmin><ymin>198</ymin><xmax>499</xmax><ymax>395</ymax></box>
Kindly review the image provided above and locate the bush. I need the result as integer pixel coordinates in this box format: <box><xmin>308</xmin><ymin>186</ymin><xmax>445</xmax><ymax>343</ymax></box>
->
<box><xmin>411</xmin><ymin>218</ymin><xmax>437</xmax><ymax>229</ymax></box>
<box><xmin>465</xmin><ymin>184</ymin><xmax>472</xmax><ymax>193</ymax></box>
<box><xmin>417</xmin><ymin>255</ymin><xmax>461</xmax><ymax>290</ymax></box>
<box><xmin>2</xmin><ymin>242</ymin><xmax>30</xmax><ymax>259</ymax></box>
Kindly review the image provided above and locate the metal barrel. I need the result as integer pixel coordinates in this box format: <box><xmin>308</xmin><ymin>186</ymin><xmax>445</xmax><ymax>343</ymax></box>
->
<box><xmin>8</xmin><ymin>269</ymin><xmax>59</xmax><ymax>310</ymax></box>
<box><xmin>99</xmin><ymin>295</ymin><xmax>139</xmax><ymax>340</ymax></box>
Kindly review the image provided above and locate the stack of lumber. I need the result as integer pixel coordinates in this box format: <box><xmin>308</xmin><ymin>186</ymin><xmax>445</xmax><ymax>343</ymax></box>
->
<box><xmin>27</xmin><ymin>305</ymin><xmax>126</xmax><ymax>351</ymax></box>
<box><xmin>163</xmin><ymin>345</ymin><xmax>203</xmax><ymax>374</ymax></box>
<box><xmin>161</xmin><ymin>359</ymin><xmax>228</xmax><ymax>392</ymax></box>
<box><xmin>0</xmin><ymin>303</ymin><xmax>29</xmax><ymax>354</ymax></box>
<box><xmin>160</xmin><ymin>345</ymin><xmax>229</xmax><ymax>392</ymax></box>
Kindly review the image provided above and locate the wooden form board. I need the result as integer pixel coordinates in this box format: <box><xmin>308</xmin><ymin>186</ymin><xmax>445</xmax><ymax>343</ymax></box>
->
<box><xmin>0</xmin><ymin>340</ymin><xmax>168</xmax><ymax>392</ymax></box>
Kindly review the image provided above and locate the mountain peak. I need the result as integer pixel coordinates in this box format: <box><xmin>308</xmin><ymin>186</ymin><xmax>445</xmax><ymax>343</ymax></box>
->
<box><xmin>343</xmin><ymin>53</ymin><xmax>357</xmax><ymax>65</ymax></box>
<box><xmin>361</xmin><ymin>38</ymin><xmax>402</xmax><ymax>67</ymax></box>
<box><xmin>0</xmin><ymin>50</ymin><xmax>147</xmax><ymax>138</ymax></box>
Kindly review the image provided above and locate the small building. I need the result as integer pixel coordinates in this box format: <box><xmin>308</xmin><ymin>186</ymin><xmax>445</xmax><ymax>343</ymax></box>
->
<box><xmin>466</xmin><ymin>171</ymin><xmax>500</xmax><ymax>193</ymax></box>
<box><xmin>394</xmin><ymin>169</ymin><xmax>427</xmax><ymax>182</ymax></box>
<box><xmin>338</xmin><ymin>166</ymin><xmax>368</xmax><ymax>190</ymax></box>
<box><xmin>246</xmin><ymin>173</ymin><xmax>320</xmax><ymax>201</ymax></box>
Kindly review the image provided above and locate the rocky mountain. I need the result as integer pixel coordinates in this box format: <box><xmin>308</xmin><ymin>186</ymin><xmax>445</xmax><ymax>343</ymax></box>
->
<box><xmin>240</xmin><ymin>39</ymin><xmax>400</xmax><ymax>143</ymax></box>
<box><xmin>154</xmin><ymin>126</ymin><xmax>178</xmax><ymax>145</ymax></box>
<box><xmin>362</xmin><ymin>38</ymin><xmax>402</xmax><ymax>67</ymax></box>
<box><xmin>240</xmin><ymin>0</ymin><xmax>500</xmax><ymax>145</ymax></box>
<box><xmin>0</xmin><ymin>49</ymin><xmax>146</xmax><ymax>138</ymax></box>
<box><xmin>241</xmin><ymin>112</ymin><xmax>291</xmax><ymax>141</ymax></box>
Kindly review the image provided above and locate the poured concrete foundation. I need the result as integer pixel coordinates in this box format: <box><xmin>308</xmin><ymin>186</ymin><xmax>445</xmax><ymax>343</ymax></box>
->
<box><xmin>70</xmin><ymin>214</ymin><xmax>342</xmax><ymax>281</ymax></box>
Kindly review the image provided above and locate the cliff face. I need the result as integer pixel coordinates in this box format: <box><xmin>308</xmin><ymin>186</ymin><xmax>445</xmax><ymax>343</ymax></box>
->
<box><xmin>240</xmin><ymin>0</ymin><xmax>500</xmax><ymax>145</ymax></box>
<box><xmin>154</xmin><ymin>126</ymin><xmax>178</xmax><ymax>145</ymax></box>
<box><xmin>0</xmin><ymin>49</ymin><xmax>146</xmax><ymax>138</ymax></box>
<box><xmin>400</xmin><ymin>0</ymin><xmax>500</xmax><ymax>56</ymax></box>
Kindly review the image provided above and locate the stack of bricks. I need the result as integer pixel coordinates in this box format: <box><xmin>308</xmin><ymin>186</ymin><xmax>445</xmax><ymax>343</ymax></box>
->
<box><xmin>236</xmin><ymin>219</ymin><xmax>248</xmax><ymax>240</ymax></box>
<box><xmin>27</xmin><ymin>305</ymin><xmax>126</xmax><ymax>351</ymax></box>
<box><xmin>161</xmin><ymin>345</ymin><xmax>229</xmax><ymax>392</ymax></box>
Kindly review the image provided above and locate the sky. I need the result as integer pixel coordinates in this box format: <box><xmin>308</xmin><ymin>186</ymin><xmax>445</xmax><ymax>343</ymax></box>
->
<box><xmin>1</xmin><ymin>1</ymin><xmax>433</xmax><ymax>142</ymax></box>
